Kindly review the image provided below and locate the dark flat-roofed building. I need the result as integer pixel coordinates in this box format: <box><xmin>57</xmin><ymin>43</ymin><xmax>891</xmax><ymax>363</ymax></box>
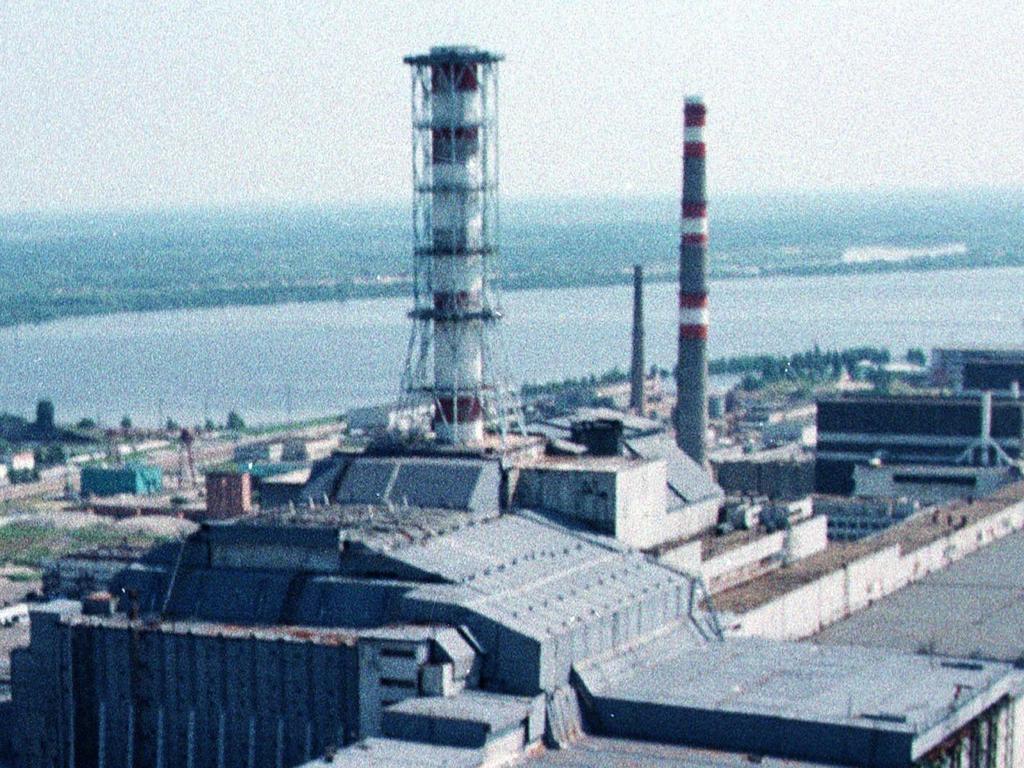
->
<box><xmin>815</xmin><ymin>393</ymin><xmax>1024</xmax><ymax>494</ymax></box>
<box><xmin>932</xmin><ymin>347</ymin><xmax>1024</xmax><ymax>392</ymax></box>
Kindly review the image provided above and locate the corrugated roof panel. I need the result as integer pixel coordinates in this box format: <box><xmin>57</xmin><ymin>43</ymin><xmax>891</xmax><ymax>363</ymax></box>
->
<box><xmin>397</xmin><ymin>515</ymin><xmax>696</xmax><ymax>643</ymax></box>
<box><xmin>335</xmin><ymin>458</ymin><xmax>397</xmax><ymax>504</ymax></box>
<box><xmin>392</xmin><ymin>460</ymin><xmax>484</xmax><ymax>510</ymax></box>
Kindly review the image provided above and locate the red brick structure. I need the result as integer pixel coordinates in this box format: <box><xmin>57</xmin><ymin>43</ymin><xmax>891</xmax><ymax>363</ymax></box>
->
<box><xmin>205</xmin><ymin>471</ymin><xmax>253</xmax><ymax>518</ymax></box>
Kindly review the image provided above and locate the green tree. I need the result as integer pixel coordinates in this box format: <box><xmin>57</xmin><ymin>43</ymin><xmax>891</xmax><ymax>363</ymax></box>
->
<box><xmin>226</xmin><ymin>411</ymin><xmax>246</xmax><ymax>431</ymax></box>
<box><xmin>165</xmin><ymin>418</ymin><xmax>180</xmax><ymax>431</ymax></box>
<box><xmin>906</xmin><ymin>348</ymin><xmax>927</xmax><ymax>366</ymax></box>
<box><xmin>34</xmin><ymin>445</ymin><xmax>66</xmax><ymax>467</ymax></box>
<box><xmin>120</xmin><ymin>415</ymin><xmax>133</xmax><ymax>430</ymax></box>
<box><xmin>867</xmin><ymin>367</ymin><xmax>893</xmax><ymax>394</ymax></box>
<box><xmin>35</xmin><ymin>399</ymin><xmax>55</xmax><ymax>433</ymax></box>
<box><xmin>77</xmin><ymin>417</ymin><xmax>97</xmax><ymax>430</ymax></box>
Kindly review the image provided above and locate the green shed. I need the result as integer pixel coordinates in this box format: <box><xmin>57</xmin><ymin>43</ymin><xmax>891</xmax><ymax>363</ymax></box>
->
<box><xmin>80</xmin><ymin>463</ymin><xmax>164</xmax><ymax>497</ymax></box>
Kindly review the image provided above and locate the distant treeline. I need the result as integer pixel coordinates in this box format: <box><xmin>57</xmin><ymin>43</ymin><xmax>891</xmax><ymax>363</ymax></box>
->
<box><xmin>709</xmin><ymin>346</ymin><xmax>891</xmax><ymax>386</ymax></box>
<box><xmin>6</xmin><ymin>249</ymin><xmax>1024</xmax><ymax>330</ymax></box>
<box><xmin>523</xmin><ymin>345</ymin><xmax>914</xmax><ymax>404</ymax></box>
<box><xmin>521</xmin><ymin>367</ymin><xmax>633</xmax><ymax>398</ymax></box>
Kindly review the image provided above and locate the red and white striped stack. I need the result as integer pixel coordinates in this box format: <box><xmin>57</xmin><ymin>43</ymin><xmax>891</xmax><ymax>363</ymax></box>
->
<box><xmin>675</xmin><ymin>96</ymin><xmax>710</xmax><ymax>466</ymax></box>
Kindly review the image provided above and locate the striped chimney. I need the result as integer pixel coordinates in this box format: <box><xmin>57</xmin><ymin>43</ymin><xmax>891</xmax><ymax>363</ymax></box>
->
<box><xmin>403</xmin><ymin>47</ymin><xmax>504</xmax><ymax>445</ymax></box>
<box><xmin>675</xmin><ymin>96</ymin><xmax>709</xmax><ymax>465</ymax></box>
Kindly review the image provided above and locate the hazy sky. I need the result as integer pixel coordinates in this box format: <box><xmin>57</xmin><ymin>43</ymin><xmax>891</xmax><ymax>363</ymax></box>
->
<box><xmin>2</xmin><ymin>1</ymin><xmax>1022</xmax><ymax>213</ymax></box>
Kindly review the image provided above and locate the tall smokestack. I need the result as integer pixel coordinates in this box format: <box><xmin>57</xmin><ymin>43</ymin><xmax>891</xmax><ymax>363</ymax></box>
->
<box><xmin>629</xmin><ymin>264</ymin><xmax>645</xmax><ymax>414</ymax></box>
<box><xmin>402</xmin><ymin>47</ymin><xmax>515</xmax><ymax>445</ymax></box>
<box><xmin>675</xmin><ymin>96</ymin><xmax>709</xmax><ymax>465</ymax></box>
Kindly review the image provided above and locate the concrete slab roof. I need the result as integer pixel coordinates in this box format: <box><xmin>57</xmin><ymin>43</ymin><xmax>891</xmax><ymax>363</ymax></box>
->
<box><xmin>525</xmin><ymin>736</ymin><xmax>839</xmax><ymax>768</ymax></box>
<box><xmin>295</xmin><ymin>737</ymin><xmax>484</xmax><ymax>767</ymax></box>
<box><xmin>576</xmin><ymin>629</ymin><xmax>1021</xmax><ymax>764</ymax></box>
<box><xmin>815</xmin><ymin>530</ymin><xmax>1024</xmax><ymax>662</ymax></box>
<box><xmin>383</xmin><ymin>690</ymin><xmax>537</xmax><ymax>732</ymax></box>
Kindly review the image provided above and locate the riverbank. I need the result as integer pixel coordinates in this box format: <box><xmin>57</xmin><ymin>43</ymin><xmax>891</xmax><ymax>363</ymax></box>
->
<box><xmin>3</xmin><ymin>253</ymin><xmax>1022</xmax><ymax>332</ymax></box>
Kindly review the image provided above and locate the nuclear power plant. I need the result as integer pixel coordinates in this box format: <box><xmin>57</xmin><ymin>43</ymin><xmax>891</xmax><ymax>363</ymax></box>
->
<box><xmin>7</xmin><ymin>46</ymin><xmax>1024</xmax><ymax>768</ymax></box>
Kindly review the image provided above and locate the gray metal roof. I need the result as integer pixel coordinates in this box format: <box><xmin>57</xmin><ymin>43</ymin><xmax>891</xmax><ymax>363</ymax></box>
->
<box><xmin>624</xmin><ymin>434</ymin><xmax>723</xmax><ymax>505</ymax></box>
<box><xmin>576</xmin><ymin>630</ymin><xmax>1021</xmax><ymax>763</ymax></box>
<box><xmin>816</xmin><ymin>530</ymin><xmax>1024</xmax><ymax>662</ymax></box>
<box><xmin>393</xmin><ymin>513</ymin><xmax>697</xmax><ymax>642</ymax></box>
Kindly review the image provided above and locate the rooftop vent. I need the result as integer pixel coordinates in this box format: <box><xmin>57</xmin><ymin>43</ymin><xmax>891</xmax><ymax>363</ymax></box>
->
<box><xmin>570</xmin><ymin>418</ymin><xmax>624</xmax><ymax>457</ymax></box>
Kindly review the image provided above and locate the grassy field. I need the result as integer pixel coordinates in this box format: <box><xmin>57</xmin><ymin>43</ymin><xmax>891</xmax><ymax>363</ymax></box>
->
<box><xmin>0</xmin><ymin>521</ymin><xmax>169</xmax><ymax>568</ymax></box>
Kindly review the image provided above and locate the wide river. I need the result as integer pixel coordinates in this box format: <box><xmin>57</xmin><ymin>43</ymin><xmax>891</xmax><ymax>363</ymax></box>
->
<box><xmin>3</xmin><ymin>266</ymin><xmax>1022</xmax><ymax>426</ymax></box>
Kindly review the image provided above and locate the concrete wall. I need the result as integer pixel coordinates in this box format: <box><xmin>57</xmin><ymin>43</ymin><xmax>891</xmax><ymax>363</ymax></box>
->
<box><xmin>205</xmin><ymin>525</ymin><xmax>341</xmax><ymax>573</ymax></box>
<box><xmin>584</xmin><ymin>695</ymin><xmax>914</xmax><ymax>768</ymax></box>
<box><xmin>514</xmin><ymin>467</ymin><xmax>617</xmax><ymax>536</ymax></box>
<box><xmin>853</xmin><ymin>463</ymin><xmax>1016</xmax><ymax>505</ymax></box>
<box><xmin>728</xmin><ymin>497</ymin><xmax>1024</xmax><ymax>640</ymax></box>
<box><xmin>613</xmin><ymin>461</ymin><xmax>670</xmax><ymax>549</ymax></box>
<box><xmin>787</xmin><ymin>514</ymin><xmax>829</xmax><ymax>562</ymax></box>
<box><xmin>714</xmin><ymin>458</ymin><xmax>814</xmax><ymax>500</ymax></box>
<box><xmin>661</xmin><ymin>497</ymin><xmax>721</xmax><ymax>544</ymax></box>
<box><xmin>514</xmin><ymin>461</ymin><xmax>669</xmax><ymax>549</ymax></box>
<box><xmin>659</xmin><ymin>516</ymin><xmax>828</xmax><ymax>593</ymax></box>
<box><xmin>658</xmin><ymin>540</ymin><xmax>702</xmax><ymax>574</ymax></box>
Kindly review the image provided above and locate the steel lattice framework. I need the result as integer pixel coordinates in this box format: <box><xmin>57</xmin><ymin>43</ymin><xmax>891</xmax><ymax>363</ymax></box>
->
<box><xmin>401</xmin><ymin>47</ymin><xmax>520</xmax><ymax>444</ymax></box>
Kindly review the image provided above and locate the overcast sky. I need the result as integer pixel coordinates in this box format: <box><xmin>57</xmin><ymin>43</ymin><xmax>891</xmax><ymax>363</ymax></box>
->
<box><xmin>1</xmin><ymin>1</ymin><xmax>1022</xmax><ymax>213</ymax></box>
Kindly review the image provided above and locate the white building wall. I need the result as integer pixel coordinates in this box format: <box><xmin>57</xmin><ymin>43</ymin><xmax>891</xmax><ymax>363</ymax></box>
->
<box><xmin>728</xmin><ymin>496</ymin><xmax>1024</xmax><ymax>640</ymax></box>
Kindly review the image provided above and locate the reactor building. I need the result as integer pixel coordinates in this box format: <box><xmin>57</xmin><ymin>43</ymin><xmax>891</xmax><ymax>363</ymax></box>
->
<box><xmin>7</xmin><ymin>48</ymin><xmax>1024</xmax><ymax>768</ymax></box>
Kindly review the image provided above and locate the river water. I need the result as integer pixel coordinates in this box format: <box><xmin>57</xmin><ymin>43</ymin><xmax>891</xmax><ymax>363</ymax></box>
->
<box><xmin>2</xmin><ymin>266</ymin><xmax>1021</xmax><ymax>426</ymax></box>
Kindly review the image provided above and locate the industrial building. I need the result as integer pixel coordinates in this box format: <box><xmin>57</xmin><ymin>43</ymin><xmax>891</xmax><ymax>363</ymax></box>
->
<box><xmin>10</xmin><ymin>46</ymin><xmax>1024</xmax><ymax>768</ymax></box>
<box><xmin>12</xmin><ymin>491</ymin><xmax>1024</xmax><ymax>767</ymax></box>
<box><xmin>816</xmin><ymin>392</ymin><xmax>1024</xmax><ymax>495</ymax></box>
<box><xmin>713</xmin><ymin>444</ymin><xmax>816</xmax><ymax>500</ymax></box>
<box><xmin>932</xmin><ymin>347</ymin><xmax>1024</xmax><ymax>393</ymax></box>
<box><xmin>814</xmin><ymin>496</ymin><xmax>921</xmax><ymax>541</ymax></box>
<box><xmin>205</xmin><ymin>470</ymin><xmax>253</xmax><ymax>518</ymax></box>
<box><xmin>79</xmin><ymin>463</ymin><xmax>163</xmax><ymax>497</ymax></box>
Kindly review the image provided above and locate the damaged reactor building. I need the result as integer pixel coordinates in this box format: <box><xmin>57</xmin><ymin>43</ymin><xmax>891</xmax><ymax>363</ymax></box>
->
<box><xmin>9</xmin><ymin>47</ymin><xmax>1024</xmax><ymax>768</ymax></box>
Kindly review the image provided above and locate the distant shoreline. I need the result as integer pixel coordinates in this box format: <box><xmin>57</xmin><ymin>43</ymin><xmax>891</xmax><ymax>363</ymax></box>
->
<box><xmin>1</xmin><ymin>255</ymin><xmax>1020</xmax><ymax>332</ymax></box>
